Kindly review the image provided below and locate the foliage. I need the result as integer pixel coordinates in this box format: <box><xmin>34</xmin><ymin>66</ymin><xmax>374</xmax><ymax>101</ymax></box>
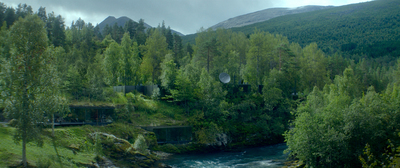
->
<box><xmin>1</xmin><ymin>15</ymin><xmax>68</xmax><ymax>167</ymax></box>
<box><xmin>155</xmin><ymin>144</ymin><xmax>181</xmax><ymax>153</ymax></box>
<box><xmin>140</xmin><ymin>29</ymin><xmax>168</xmax><ymax>84</ymax></box>
<box><xmin>160</xmin><ymin>53</ymin><xmax>178</xmax><ymax>91</ymax></box>
<box><xmin>285</xmin><ymin>69</ymin><xmax>400</xmax><ymax>167</ymax></box>
<box><xmin>1</xmin><ymin>2</ymin><xmax>400</xmax><ymax>166</ymax></box>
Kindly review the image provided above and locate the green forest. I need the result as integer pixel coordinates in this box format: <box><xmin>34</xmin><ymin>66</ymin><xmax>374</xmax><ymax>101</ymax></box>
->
<box><xmin>184</xmin><ymin>0</ymin><xmax>400</xmax><ymax>62</ymax></box>
<box><xmin>0</xmin><ymin>1</ymin><xmax>400</xmax><ymax>167</ymax></box>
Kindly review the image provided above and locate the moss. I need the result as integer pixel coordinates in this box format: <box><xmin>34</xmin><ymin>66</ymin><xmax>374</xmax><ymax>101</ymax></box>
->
<box><xmin>155</xmin><ymin>144</ymin><xmax>181</xmax><ymax>154</ymax></box>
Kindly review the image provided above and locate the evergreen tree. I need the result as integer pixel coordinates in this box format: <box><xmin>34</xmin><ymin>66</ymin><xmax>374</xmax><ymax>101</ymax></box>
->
<box><xmin>135</xmin><ymin>19</ymin><xmax>147</xmax><ymax>46</ymax></box>
<box><xmin>111</xmin><ymin>22</ymin><xmax>123</xmax><ymax>43</ymax></box>
<box><xmin>172</xmin><ymin>33</ymin><xmax>184</xmax><ymax>67</ymax></box>
<box><xmin>15</xmin><ymin>3</ymin><xmax>32</xmax><ymax>18</ymax></box>
<box><xmin>4</xmin><ymin>7</ymin><xmax>16</xmax><ymax>28</ymax></box>
<box><xmin>0</xmin><ymin>3</ymin><xmax>7</xmax><ymax>27</ymax></box>
<box><xmin>165</xmin><ymin>27</ymin><xmax>174</xmax><ymax>50</ymax></box>
<box><xmin>47</xmin><ymin>13</ymin><xmax>66</xmax><ymax>47</ymax></box>
<box><xmin>102</xmin><ymin>24</ymin><xmax>112</xmax><ymax>36</ymax></box>
<box><xmin>194</xmin><ymin>28</ymin><xmax>219</xmax><ymax>73</ymax></box>
<box><xmin>93</xmin><ymin>24</ymin><xmax>103</xmax><ymax>40</ymax></box>
<box><xmin>124</xmin><ymin>19</ymin><xmax>136</xmax><ymax>39</ymax></box>
<box><xmin>37</xmin><ymin>6</ymin><xmax>47</xmax><ymax>23</ymax></box>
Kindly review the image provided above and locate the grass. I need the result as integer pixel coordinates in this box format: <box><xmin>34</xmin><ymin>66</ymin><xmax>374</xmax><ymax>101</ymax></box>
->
<box><xmin>117</xmin><ymin>93</ymin><xmax>188</xmax><ymax>126</ymax></box>
<box><xmin>0</xmin><ymin>93</ymin><xmax>189</xmax><ymax>167</ymax></box>
<box><xmin>0</xmin><ymin>126</ymin><xmax>96</xmax><ymax>168</ymax></box>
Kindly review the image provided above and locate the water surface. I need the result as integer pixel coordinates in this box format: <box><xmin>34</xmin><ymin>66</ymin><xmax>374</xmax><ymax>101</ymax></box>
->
<box><xmin>163</xmin><ymin>143</ymin><xmax>288</xmax><ymax>168</ymax></box>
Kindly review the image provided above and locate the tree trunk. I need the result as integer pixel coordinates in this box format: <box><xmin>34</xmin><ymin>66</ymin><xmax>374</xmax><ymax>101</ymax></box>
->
<box><xmin>279</xmin><ymin>49</ymin><xmax>282</xmax><ymax>71</ymax></box>
<box><xmin>22</xmin><ymin>133</ymin><xmax>27</xmax><ymax>167</ymax></box>
<box><xmin>257</xmin><ymin>48</ymin><xmax>260</xmax><ymax>85</ymax></box>
<box><xmin>52</xmin><ymin>114</ymin><xmax>55</xmax><ymax>137</ymax></box>
<box><xmin>207</xmin><ymin>48</ymin><xmax>210</xmax><ymax>73</ymax></box>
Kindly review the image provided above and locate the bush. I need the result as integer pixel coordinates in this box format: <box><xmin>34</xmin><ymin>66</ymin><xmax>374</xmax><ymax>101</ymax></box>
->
<box><xmin>133</xmin><ymin>134</ymin><xmax>149</xmax><ymax>154</ymax></box>
<box><xmin>111</xmin><ymin>92</ymin><xmax>128</xmax><ymax>104</ymax></box>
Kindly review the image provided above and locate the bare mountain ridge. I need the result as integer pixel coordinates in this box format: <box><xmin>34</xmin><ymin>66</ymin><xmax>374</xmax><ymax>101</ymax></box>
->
<box><xmin>98</xmin><ymin>16</ymin><xmax>184</xmax><ymax>36</ymax></box>
<box><xmin>210</xmin><ymin>5</ymin><xmax>334</xmax><ymax>30</ymax></box>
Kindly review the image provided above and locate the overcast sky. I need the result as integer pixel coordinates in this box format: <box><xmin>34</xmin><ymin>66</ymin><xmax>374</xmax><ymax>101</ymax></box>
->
<box><xmin>3</xmin><ymin>0</ymin><xmax>372</xmax><ymax>35</ymax></box>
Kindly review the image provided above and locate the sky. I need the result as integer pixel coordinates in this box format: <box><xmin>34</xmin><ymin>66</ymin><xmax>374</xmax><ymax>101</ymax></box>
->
<box><xmin>3</xmin><ymin>0</ymin><xmax>372</xmax><ymax>35</ymax></box>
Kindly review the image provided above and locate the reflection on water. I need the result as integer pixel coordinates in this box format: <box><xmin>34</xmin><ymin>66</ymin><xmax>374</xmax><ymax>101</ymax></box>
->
<box><xmin>163</xmin><ymin>143</ymin><xmax>288</xmax><ymax>168</ymax></box>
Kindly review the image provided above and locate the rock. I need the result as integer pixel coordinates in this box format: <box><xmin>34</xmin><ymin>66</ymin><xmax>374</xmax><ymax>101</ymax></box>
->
<box><xmin>68</xmin><ymin>144</ymin><xmax>80</xmax><ymax>151</ymax></box>
<box><xmin>7</xmin><ymin>119</ymin><xmax>18</xmax><ymax>127</ymax></box>
<box><xmin>208</xmin><ymin>133</ymin><xmax>231</xmax><ymax>147</ymax></box>
<box><xmin>152</xmin><ymin>151</ymin><xmax>172</xmax><ymax>160</ymax></box>
<box><xmin>156</xmin><ymin>163</ymin><xmax>173</xmax><ymax>168</ymax></box>
<box><xmin>90</xmin><ymin>132</ymin><xmax>158</xmax><ymax>167</ymax></box>
<box><xmin>94</xmin><ymin>156</ymin><xmax>119</xmax><ymax>168</ymax></box>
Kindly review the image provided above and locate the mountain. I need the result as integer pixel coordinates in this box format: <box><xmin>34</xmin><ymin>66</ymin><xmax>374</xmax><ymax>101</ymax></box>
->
<box><xmin>98</xmin><ymin>16</ymin><xmax>184</xmax><ymax>36</ymax></box>
<box><xmin>209</xmin><ymin>5</ymin><xmax>334</xmax><ymax>30</ymax></box>
<box><xmin>230</xmin><ymin>0</ymin><xmax>400</xmax><ymax>58</ymax></box>
<box><xmin>183</xmin><ymin>0</ymin><xmax>400</xmax><ymax>59</ymax></box>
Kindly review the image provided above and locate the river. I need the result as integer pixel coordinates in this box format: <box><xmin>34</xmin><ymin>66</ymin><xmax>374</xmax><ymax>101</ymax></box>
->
<box><xmin>163</xmin><ymin>143</ymin><xmax>288</xmax><ymax>168</ymax></box>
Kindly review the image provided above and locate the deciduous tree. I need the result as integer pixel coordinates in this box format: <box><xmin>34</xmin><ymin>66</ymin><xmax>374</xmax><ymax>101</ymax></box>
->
<box><xmin>2</xmin><ymin>15</ymin><xmax>66</xmax><ymax>167</ymax></box>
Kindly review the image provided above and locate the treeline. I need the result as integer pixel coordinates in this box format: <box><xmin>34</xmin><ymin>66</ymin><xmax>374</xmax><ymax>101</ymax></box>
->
<box><xmin>1</xmin><ymin>2</ymin><xmax>400</xmax><ymax>167</ymax></box>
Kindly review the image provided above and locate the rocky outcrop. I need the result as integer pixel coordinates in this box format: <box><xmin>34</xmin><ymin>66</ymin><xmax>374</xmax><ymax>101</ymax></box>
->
<box><xmin>209</xmin><ymin>5</ymin><xmax>334</xmax><ymax>30</ymax></box>
<box><xmin>90</xmin><ymin>132</ymin><xmax>158</xmax><ymax>168</ymax></box>
<box><xmin>207</xmin><ymin>133</ymin><xmax>231</xmax><ymax>147</ymax></box>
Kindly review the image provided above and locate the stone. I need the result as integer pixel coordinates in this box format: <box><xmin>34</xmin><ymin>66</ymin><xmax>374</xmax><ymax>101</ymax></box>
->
<box><xmin>90</xmin><ymin>132</ymin><xmax>158</xmax><ymax>167</ymax></box>
<box><xmin>68</xmin><ymin>144</ymin><xmax>80</xmax><ymax>151</ymax></box>
<box><xmin>7</xmin><ymin>119</ymin><xmax>18</xmax><ymax>127</ymax></box>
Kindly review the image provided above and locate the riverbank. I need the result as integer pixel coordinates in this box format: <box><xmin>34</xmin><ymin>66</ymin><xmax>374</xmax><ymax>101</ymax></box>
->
<box><xmin>0</xmin><ymin>123</ymin><xmax>169</xmax><ymax>167</ymax></box>
<box><xmin>0</xmin><ymin>93</ymin><xmax>290</xmax><ymax>167</ymax></box>
<box><xmin>0</xmin><ymin>122</ymin><xmax>290</xmax><ymax>167</ymax></box>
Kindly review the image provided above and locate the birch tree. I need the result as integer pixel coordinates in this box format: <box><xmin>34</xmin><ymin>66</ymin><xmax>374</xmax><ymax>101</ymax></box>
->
<box><xmin>2</xmin><ymin>15</ymin><xmax>67</xmax><ymax>167</ymax></box>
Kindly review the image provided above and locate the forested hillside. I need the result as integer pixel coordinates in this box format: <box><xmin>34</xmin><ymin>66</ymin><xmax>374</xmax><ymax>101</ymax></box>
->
<box><xmin>184</xmin><ymin>0</ymin><xmax>400</xmax><ymax>61</ymax></box>
<box><xmin>1</xmin><ymin>1</ymin><xmax>400</xmax><ymax>167</ymax></box>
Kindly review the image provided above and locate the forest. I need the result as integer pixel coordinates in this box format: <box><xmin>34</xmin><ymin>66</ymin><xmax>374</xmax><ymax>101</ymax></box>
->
<box><xmin>183</xmin><ymin>0</ymin><xmax>400</xmax><ymax>62</ymax></box>
<box><xmin>0</xmin><ymin>1</ymin><xmax>400</xmax><ymax>167</ymax></box>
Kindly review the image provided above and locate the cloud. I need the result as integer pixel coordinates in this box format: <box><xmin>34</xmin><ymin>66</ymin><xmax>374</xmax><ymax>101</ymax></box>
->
<box><xmin>1</xmin><ymin>0</ymin><xmax>371</xmax><ymax>35</ymax></box>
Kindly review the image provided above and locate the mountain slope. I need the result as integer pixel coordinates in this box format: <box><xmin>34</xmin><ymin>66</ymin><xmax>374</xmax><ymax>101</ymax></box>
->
<box><xmin>183</xmin><ymin>0</ymin><xmax>400</xmax><ymax>59</ymax></box>
<box><xmin>210</xmin><ymin>5</ymin><xmax>333</xmax><ymax>30</ymax></box>
<box><xmin>98</xmin><ymin>16</ymin><xmax>184</xmax><ymax>36</ymax></box>
<box><xmin>230</xmin><ymin>0</ymin><xmax>400</xmax><ymax>58</ymax></box>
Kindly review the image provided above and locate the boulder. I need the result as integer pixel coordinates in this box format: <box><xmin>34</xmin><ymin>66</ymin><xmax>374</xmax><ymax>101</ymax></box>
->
<box><xmin>207</xmin><ymin>133</ymin><xmax>231</xmax><ymax>147</ymax></box>
<box><xmin>90</xmin><ymin>132</ymin><xmax>158</xmax><ymax>168</ymax></box>
<box><xmin>7</xmin><ymin>119</ymin><xmax>17</xmax><ymax>127</ymax></box>
<box><xmin>68</xmin><ymin>144</ymin><xmax>80</xmax><ymax>151</ymax></box>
